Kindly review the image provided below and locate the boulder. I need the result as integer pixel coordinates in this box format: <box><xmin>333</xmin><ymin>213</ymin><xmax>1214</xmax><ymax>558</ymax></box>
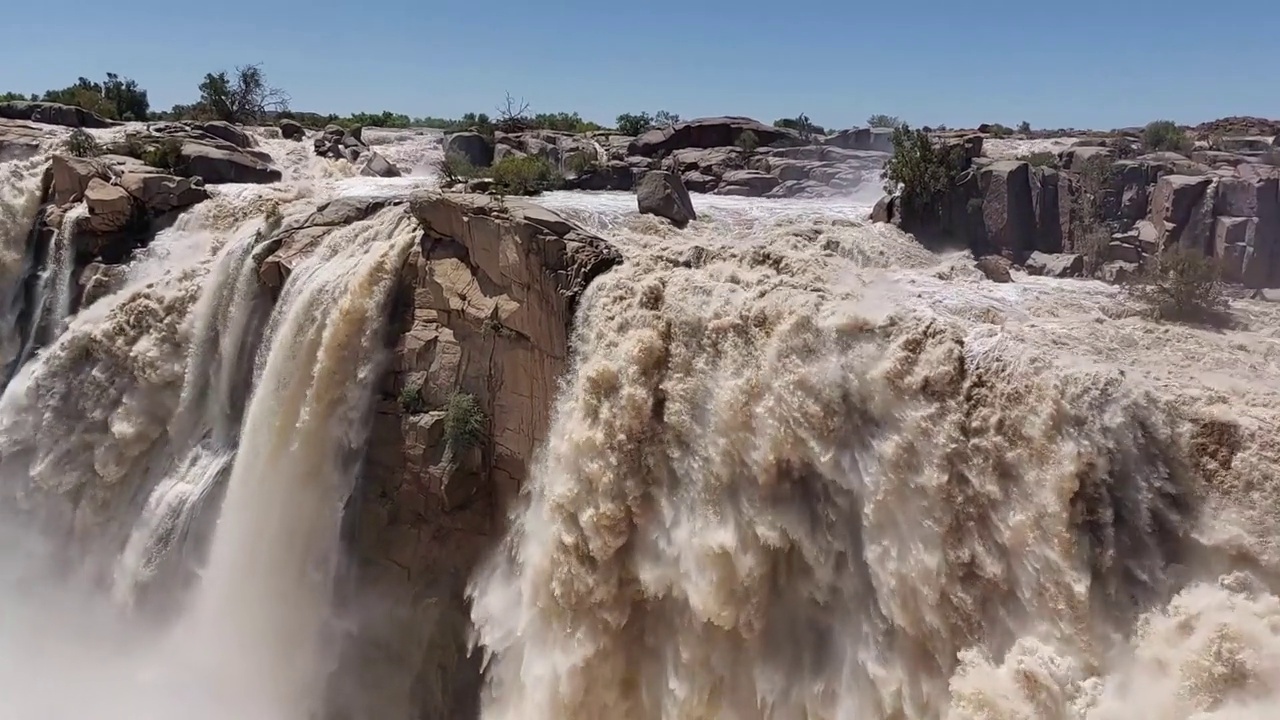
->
<box><xmin>187</xmin><ymin>121</ymin><xmax>254</xmax><ymax>149</ymax></box>
<box><xmin>628</xmin><ymin>116</ymin><xmax>796</xmax><ymax>157</ymax></box>
<box><xmin>119</xmin><ymin>172</ymin><xmax>208</xmax><ymax>215</ymax></box>
<box><xmin>715</xmin><ymin>169</ymin><xmax>781</xmax><ymax>197</ymax></box>
<box><xmin>50</xmin><ymin>154</ymin><xmax>108</xmax><ymax>205</ymax></box>
<box><xmin>823</xmin><ymin>127</ymin><xmax>895</xmax><ymax>153</ymax></box>
<box><xmin>636</xmin><ymin>170</ymin><xmax>697</xmax><ymax>228</ymax></box>
<box><xmin>327</xmin><ymin>192</ymin><xmax>620</xmax><ymax>720</ymax></box>
<box><xmin>0</xmin><ymin>101</ymin><xmax>116</xmax><ymax>129</ymax></box>
<box><xmin>180</xmin><ymin>141</ymin><xmax>282</xmax><ymax>184</ymax></box>
<box><xmin>358</xmin><ymin>150</ymin><xmax>402</xmax><ymax>178</ymax></box>
<box><xmin>259</xmin><ymin>197</ymin><xmax>406</xmax><ymax>290</ymax></box>
<box><xmin>0</xmin><ymin>119</ymin><xmax>48</xmax><ymax>160</ymax></box>
<box><xmin>279</xmin><ymin>119</ymin><xmax>305</xmax><ymax>141</ymax></box>
<box><xmin>1024</xmin><ymin>251</ymin><xmax>1084</xmax><ymax>277</ymax></box>
<box><xmin>82</xmin><ymin>178</ymin><xmax>135</xmax><ymax>235</ymax></box>
<box><xmin>444</xmin><ymin>131</ymin><xmax>494</xmax><ymax>168</ymax></box>
<box><xmin>976</xmin><ymin>255</ymin><xmax>1014</xmax><ymax>282</ymax></box>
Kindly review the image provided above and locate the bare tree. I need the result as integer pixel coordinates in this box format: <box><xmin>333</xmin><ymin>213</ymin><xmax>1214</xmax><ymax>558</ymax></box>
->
<box><xmin>494</xmin><ymin>92</ymin><xmax>532</xmax><ymax>133</ymax></box>
<box><xmin>198</xmin><ymin>63</ymin><xmax>291</xmax><ymax>124</ymax></box>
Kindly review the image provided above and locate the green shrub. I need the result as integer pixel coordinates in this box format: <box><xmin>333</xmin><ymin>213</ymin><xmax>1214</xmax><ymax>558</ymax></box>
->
<box><xmin>735</xmin><ymin>129</ymin><xmax>759</xmax><ymax>153</ymax></box>
<box><xmin>1123</xmin><ymin>246</ymin><xmax>1228</xmax><ymax>323</ymax></box>
<box><xmin>443</xmin><ymin>391</ymin><xmax>485</xmax><ymax>451</ymax></box>
<box><xmin>141</xmin><ymin>138</ymin><xmax>184</xmax><ymax>170</ymax></box>
<box><xmin>435</xmin><ymin>151</ymin><xmax>479</xmax><ymax>185</ymax></box>
<box><xmin>490</xmin><ymin>154</ymin><xmax>561</xmax><ymax>196</ymax></box>
<box><xmin>1143</xmin><ymin>120</ymin><xmax>1191</xmax><ymax>153</ymax></box>
<box><xmin>616</xmin><ymin>112</ymin><xmax>653</xmax><ymax>136</ymax></box>
<box><xmin>867</xmin><ymin>114</ymin><xmax>904</xmax><ymax>129</ymax></box>
<box><xmin>64</xmin><ymin>128</ymin><xmax>101</xmax><ymax>158</ymax></box>
<box><xmin>1017</xmin><ymin>120</ymin><xmax>1032</xmax><ymax>134</ymax></box>
<box><xmin>881</xmin><ymin>124</ymin><xmax>966</xmax><ymax>223</ymax></box>
<box><xmin>1018</xmin><ymin>151</ymin><xmax>1059</xmax><ymax>168</ymax></box>
<box><xmin>398</xmin><ymin>385</ymin><xmax>427</xmax><ymax>414</ymax></box>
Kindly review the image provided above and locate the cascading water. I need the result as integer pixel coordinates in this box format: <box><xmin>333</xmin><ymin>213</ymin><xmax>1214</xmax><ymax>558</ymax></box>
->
<box><xmin>0</xmin><ymin>115</ymin><xmax>1276</xmax><ymax>720</ymax></box>
<box><xmin>467</xmin><ymin>194</ymin><xmax>1280</xmax><ymax>719</ymax></box>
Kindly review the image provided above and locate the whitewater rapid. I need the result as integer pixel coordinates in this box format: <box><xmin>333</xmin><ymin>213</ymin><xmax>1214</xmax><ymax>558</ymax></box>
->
<box><xmin>0</xmin><ymin>121</ymin><xmax>1277</xmax><ymax>720</ymax></box>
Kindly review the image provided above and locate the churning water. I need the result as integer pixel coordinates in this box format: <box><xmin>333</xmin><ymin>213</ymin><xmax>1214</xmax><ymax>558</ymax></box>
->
<box><xmin>0</xmin><ymin>122</ymin><xmax>1278</xmax><ymax>720</ymax></box>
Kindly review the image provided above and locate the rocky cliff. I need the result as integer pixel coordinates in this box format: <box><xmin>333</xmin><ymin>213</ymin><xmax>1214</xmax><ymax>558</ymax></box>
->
<box><xmin>258</xmin><ymin>192</ymin><xmax>622</xmax><ymax>719</ymax></box>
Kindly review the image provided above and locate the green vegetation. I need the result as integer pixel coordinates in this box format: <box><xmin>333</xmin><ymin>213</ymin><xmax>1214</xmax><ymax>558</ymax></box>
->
<box><xmin>774</xmin><ymin>113</ymin><xmax>825</xmax><ymax>140</ymax></box>
<box><xmin>434</xmin><ymin>151</ymin><xmax>481</xmax><ymax>184</ymax></box>
<box><xmin>63</xmin><ymin>128</ymin><xmax>102</xmax><ymax>158</ymax></box>
<box><xmin>1018</xmin><ymin>151</ymin><xmax>1059</xmax><ymax>168</ymax></box>
<box><xmin>867</xmin><ymin>114</ymin><xmax>904</xmax><ymax>129</ymax></box>
<box><xmin>1123</xmin><ymin>246</ymin><xmax>1228</xmax><ymax>324</ymax></box>
<box><xmin>881</xmin><ymin>124</ymin><xmax>967</xmax><ymax>223</ymax></box>
<box><xmin>0</xmin><ymin>91</ymin><xmax>38</xmax><ymax>102</ymax></box>
<box><xmin>398</xmin><ymin>384</ymin><xmax>427</xmax><ymax>414</ymax></box>
<box><xmin>735</xmin><ymin>129</ymin><xmax>760</xmax><ymax>153</ymax></box>
<box><xmin>443</xmin><ymin>391</ymin><xmax>486</xmax><ymax>451</ymax></box>
<box><xmin>1142</xmin><ymin>120</ymin><xmax>1192</xmax><ymax>153</ymax></box>
<box><xmin>490</xmin><ymin>154</ymin><xmax>561</xmax><ymax>195</ymax></box>
<box><xmin>195</xmin><ymin>64</ymin><xmax>290</xmax><ymax>124</ymax></box>
<box><xmin>986</xmin><ymin>123</ymin><xmax>1014</xmax><ymax>138</ymax></box>
<box><xmin>615</xmin><ymin>110</ymin><xmax>683</xmax><ymax>136</ymax></box>
<box><xmin>141</xmin><ymin>138</ymin><xmax>184</xmax><ymax>170</ymax></box>
<box><xmin>1067</xmin><ymin>154</ymin><xmax>1114</xmax><ymax>275</ymax></box>
<box><xmin>565</xmin><ymin>151</ymin><xmax>599</xmax><ymax>175</ymax></box>
<box><xmin>1017</xmin><ymin>120</ymin><xmax>1032</xmax><ymax>134</ymax></box>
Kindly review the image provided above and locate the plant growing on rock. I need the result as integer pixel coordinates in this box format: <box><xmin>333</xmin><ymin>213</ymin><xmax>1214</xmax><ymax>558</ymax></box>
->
<box><xmin>653</xmin><ymin>110</ymin><xmax>681</xmax><ymax>128</ymax></box>
<box><xmin>490</xmin><ymin>154</ymin><xmax>562</xmax><ymax>196</ymax></box>
<box><xmin>435</xmin><ymin>151</ymin><xmax>479</xmax><ymax>185</ymax></box>
<box><xmin>565</xmin><ymin>151</ymin><xmax>599</xmax><ymax>175</ymax></box>
<box><xmin>442</xmin><ymin>391</ymin><xmax>485</xmax><ymax>452</ymax></box>
<box><xmin>63</xmin><ymin>128</ymin><xmax>101</xmax><ymax>158</ymax></box>
<box><xmin>735</xmin><ymin>129</ymin><xmax>760</xmax><ymax>153</ymax></box>
<box><xmin>399</xmin><ymin>384</ymin><xmax>427</xmax><ymax>414</ymax></box>
<box><xmin>1066</xmin><ymin>153</ymin><xmax>1114</xmax><ymax>275</ymax></box>
<box><xmin>881</xmin><ymin>124</ymin><xmax>966</xmax><ymax>224</ymax></box>
<box><xmin>867</xmin><ymin>114</ymin><xmax>904</xmax><ymax>129</ymax></box>
<box><xmin>495</xmin><ymin>92</ymin><xmax>533</xmax><ymax>133</ymax></box>
<box><xmin>1142</xmin><ymin>120</ymin><xmax>1192</xmax><ymax>153</ymax></box>
<box><xmin>141</xmin><ymin>138</ymin><xmax>184</xmax><ymax>171</ymax></box>
<box><xmin>1123</xmin><ymin>246</ymin><xmax>1229</xmax><ymax>324</ymax></box>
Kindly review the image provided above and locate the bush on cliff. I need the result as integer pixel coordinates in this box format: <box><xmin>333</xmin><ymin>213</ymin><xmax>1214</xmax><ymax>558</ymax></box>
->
<box><xmin>1123</xmin><ymin>246</ymin><xmax>1228</xmax><ymax>324</ymax></box>
<box><xmin>1018</xmin><ymin>151</ymin><xmax>1059</xmax><ymax>168</ymax></box>
<box><xmin>490</xmin><ymin>155</ymin><xmax>561</xmax><ymax>195</ymax></box>
<box><xmin>882</xmin><ymin>125</ymin><xmax>967</xmax><ymax>224</ymax></box>
<box><xmin>443</xmin><ymin>391</ymin><xmax>485</xmax><ymax>451</ymax></box>
<box><xmin>1143</xmin><ymin>120</ymin><xmax>1192</xmax><ymax>153</ymax></box>
<box><xmin>141</xmin><ymin>138</ymin><xmax>184</xmax><ymax>171</ymax></box>
<box><xmin>434</xmin><ymin>151</ymin><xmax>480</xmax><ymax>185</ymax></box>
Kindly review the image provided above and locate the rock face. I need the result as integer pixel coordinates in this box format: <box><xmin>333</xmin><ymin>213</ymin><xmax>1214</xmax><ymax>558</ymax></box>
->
<box><xmin>875</xmin><ymin>137</ymin><xmax>1280</xmax><ymax>288</ymax></box>
<box><xmin>628</xmin><ymin>116</ymin><xmax>796</xmax><ymax>157</ymax></box>
<box><xmin>0</xmin><ymin>119</ymin><xmax>48</xmax><ymax>160</ymax></box>
<box><xmin>444</xmin><ymin>131</ymin><xmax>495</xmax><ymax>168</ymax></box>
<box><xmin>636</xmin><ymin>170</ymin><xmax>697</xmax><ymax>227</ymax></box>
<box><xmin>181</xmin><ymin>141</ymin><xmax>282</xmax><ymax>184</ymax></box>
<box><xmin>0</xmin><ymin>101</ymin><xmax>116</xmax><ymax>129</ymax></box>
<box><xmin>259</xmin><ymin>197</ymin><xmax>406</xmax><ymax>291</ymax></box>
<box><xmin>317</xmin><ymin>191</ymin><xmax>620</xmax><ymax>720</ymax></box>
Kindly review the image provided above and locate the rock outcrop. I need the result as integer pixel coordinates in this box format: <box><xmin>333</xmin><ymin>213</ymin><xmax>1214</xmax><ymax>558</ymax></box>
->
<box><xmin>314</xmin><ymin>124</ymin><xmax>402</xmax><ymax>177</ymax></box>
<box><xmin>279</xmin><ymin>119</ymin><xmax>305</xmax><ymax>141</ymax></box>
<box><xmin>875</xmin><ymin>133</ymin><xmax>1280</xmax><ymax>288</ymax></box>
<box><xmin>0</xmin><ymin>101</ymin><xmax>117</xmax><ymax>129</ymax></box>
<box><xmin>285</xmin><ymin>192</ymin><xmax>621</xmax><ymax>720</ymax></box>
<box><xmin>636</xmin><ymin>170</ymin><xmax>697</xmax><ymax>227</ymax></box>
<box><xmin>628</xmin><ymin>116</ymin><xmax>796</xmax><ymax>157</ymax></box>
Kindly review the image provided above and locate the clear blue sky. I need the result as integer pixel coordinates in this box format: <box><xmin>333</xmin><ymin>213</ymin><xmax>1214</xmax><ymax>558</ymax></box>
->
<box><xmin>4</xmin><ymin>0</ymin><xmax>1276</xmax><ymax>130</ymax></box>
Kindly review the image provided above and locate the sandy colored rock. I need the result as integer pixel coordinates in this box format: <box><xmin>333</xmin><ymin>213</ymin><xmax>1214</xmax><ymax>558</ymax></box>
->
<box><xmin>82</xmin><ymin>178</ymin><xmax>134</xmax><ymax>234</ymax></box>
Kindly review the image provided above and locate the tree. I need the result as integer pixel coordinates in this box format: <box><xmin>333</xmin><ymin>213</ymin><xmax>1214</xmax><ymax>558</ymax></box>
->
<box><xmin>616</xmin><ymin>112</ymin><xmax>653</xmax><ymax>136</ymax></box>
<box><xmin>197</xmin><ymin>64</ymin><xmax>290</xmax><ymax>124</ymax></box>
<box><xmin>653</xmin><ymin>110</ymin><xmax>681</xmax><ymax>127</ymax></box>
<box><xmin>0</xmin><ymin>92</ymin><xmax>37</xmax><ymax>102</ymax></box>
<box><xmin>774</xmin><ymin>113</ymin><xmax>825</xmax><ymax>140</ymax></box>
<box><xmin>1142</xmin><ymin>120</ymin><xmax>1191</xmax><ymax>153</ymax></box>
<box><xmin>1066</xmin><ymin>153</ymin><xmax>1114</xmax><ymax>274</ymax></box>
<box><xmin>101</xmin><ymin>73</ymin><xmax>150</xmax><ymax>120</ymax></box>
<box><xmin>867</xmin><ymin>114</ymin><xmax>904</xmax><ymax>129</ymax></box>
<box><xmin>881</xmin><ymin>124</ymin><xmax>966</xmax><ymax>222</ymax></box>
<box><xmin>1017</xmin><ymin>120</ymin><xmax>1032</xmax><ymax>134</ymax></box>
<box><xmin>1123</xmin><ymin>246</ymin><xmax>1229</xmax><ymax>324</ymax></box>
<box><xmin>494</xmin><ymin>92</ymin><xmax>532</xmax><ymax>133</ymax></box>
